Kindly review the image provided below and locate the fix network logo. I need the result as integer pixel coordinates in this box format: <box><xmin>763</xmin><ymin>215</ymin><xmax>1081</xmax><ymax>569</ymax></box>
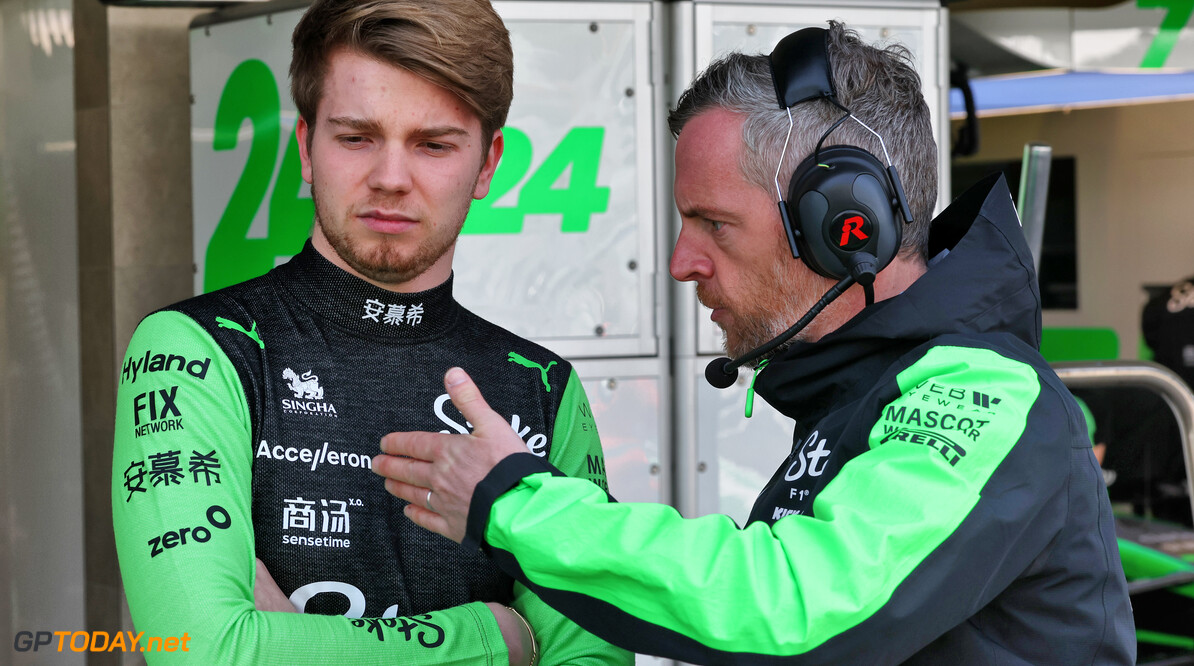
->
<box><xmin>281</xmin><ymin>367</ymin><xmax>338</xmax><ymax>417</ymax></box>
<box><xmin>132</xmin><ymin>386</ymin><xmax>184</xmax><ymax>438</ymax></box>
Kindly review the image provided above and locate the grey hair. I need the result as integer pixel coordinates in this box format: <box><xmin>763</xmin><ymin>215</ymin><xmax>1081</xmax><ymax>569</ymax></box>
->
<box><xmin>667</xmin><ymin>21</ymin><xmax>937</xmax><ymax>261</ymax></box>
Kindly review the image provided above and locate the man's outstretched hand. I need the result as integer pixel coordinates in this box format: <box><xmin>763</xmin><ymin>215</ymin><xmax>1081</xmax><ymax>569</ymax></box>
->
<box><xmin>373</xmin><ymin>367</ymin><xmax>529</xmax><ymax>543</ymax></box>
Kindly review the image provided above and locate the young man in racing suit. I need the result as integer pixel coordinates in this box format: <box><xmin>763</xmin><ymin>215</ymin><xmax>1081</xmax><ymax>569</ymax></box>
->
<box><xmin>373</xmin><ymin>21</ymin><xmax>1137</xmax><ymax>664</ymax></box>
<box><xmin>111</xmin><ymin>1</ymin><xmax>630</xmax><ymax>664</ymax></box>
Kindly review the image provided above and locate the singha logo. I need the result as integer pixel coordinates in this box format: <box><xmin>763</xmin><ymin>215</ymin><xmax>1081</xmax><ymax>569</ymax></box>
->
<box><xmin>283</xmin><ymin>368</ymin><xmax>324</xmax><ymax>400</ymax></box>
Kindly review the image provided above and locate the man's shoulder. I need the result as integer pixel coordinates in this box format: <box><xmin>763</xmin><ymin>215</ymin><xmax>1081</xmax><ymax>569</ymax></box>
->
<box><xmin>915</xmin><ymin>331</ymin><xmax>1046</xmax><ymax>369</ymax></box>
<box><xmin>456</xmin><ymin>308</ymin><xmax>570</xmax><ymax>368</ymax></box>
<box><xmin>131</xmin><ymin>273</ymin><xmax>281</xmax><ymax>373</ymax></box>
<box><xmin>452</xmin><ymin>310</ymin><xmax>577</xmax><ymax>408</ymax></box>
<box><xmin>155</xmin><ymin>272</ymin><xmax>278</xmax><ymax>322</ymax></box>
<box><xmin>890</xmin><ymin>332</ymin><xmax>1053</xmax><ymax>405</ymax></box>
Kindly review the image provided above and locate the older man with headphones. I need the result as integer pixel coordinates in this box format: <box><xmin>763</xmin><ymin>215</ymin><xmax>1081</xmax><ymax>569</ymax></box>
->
<box><xmin>373</xmin><ymin>21</ymin><xmax>1136</xmax><ymax>664</ymax></box>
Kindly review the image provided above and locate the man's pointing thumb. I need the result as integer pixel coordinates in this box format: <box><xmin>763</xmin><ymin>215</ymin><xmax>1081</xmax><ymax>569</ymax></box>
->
<box><xmin>444</xmin><ymin>367</ymin><xmax>504</xmax><ymax>433</ymax></box>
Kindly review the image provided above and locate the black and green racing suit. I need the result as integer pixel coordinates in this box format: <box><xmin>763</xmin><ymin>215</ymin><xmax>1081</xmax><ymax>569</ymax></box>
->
<box><xmin>463</xmin><ymin>175</ymin><xmax>1136</xmax><ymax>664</ymax></box>
<box><xmin>111</xmin><ymin>240</ymin><xmax>631</xmax><ymax>665</ymax></box>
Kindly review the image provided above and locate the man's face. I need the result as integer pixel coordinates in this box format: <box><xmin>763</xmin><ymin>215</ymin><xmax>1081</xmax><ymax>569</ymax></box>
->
<box><xmin>670</xmin><ymin>108</ymin><xmax>835</xmax><ymax>358</ymax></box>
<box><xmin>297</xmin><ymin>48</ymin><xmax>502</xmax><ymax>292</ymax></box>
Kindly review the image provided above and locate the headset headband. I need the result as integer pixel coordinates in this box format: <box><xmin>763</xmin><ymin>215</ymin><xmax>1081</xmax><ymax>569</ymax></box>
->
<box><xmin>769</xmin><ymin>27</ymin><xmax>835</xmax><ymax>109</ymax></box>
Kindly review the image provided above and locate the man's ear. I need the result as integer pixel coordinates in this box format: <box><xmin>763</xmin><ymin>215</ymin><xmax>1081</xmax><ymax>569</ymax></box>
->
<box><xmin>296</xmin><ymin>116</ymin><xmax>314</xmax><ymax>185</ymax></box>
<box><xmin>472</xmin><ymin>128</ymin><xmax>504</xmax><ymax>200</ymax></box>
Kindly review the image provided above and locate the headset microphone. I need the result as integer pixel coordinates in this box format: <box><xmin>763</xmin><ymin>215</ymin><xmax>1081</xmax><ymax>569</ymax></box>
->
<box><xmin>705</xmin><ymin>274</ymin><xmax>856</xmax><ymax>388</ymax></box>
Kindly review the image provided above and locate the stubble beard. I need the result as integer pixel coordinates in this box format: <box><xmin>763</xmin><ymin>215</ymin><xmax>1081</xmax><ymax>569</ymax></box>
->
<box><xmin>311</xmin><ymin>181</ymin><xmax>474</xmax><ymax>287</ymax></box>
<box><xmin>700</xmin><ymin>245</ymin><xmax>822</xmax><ymax>365</ymax></box>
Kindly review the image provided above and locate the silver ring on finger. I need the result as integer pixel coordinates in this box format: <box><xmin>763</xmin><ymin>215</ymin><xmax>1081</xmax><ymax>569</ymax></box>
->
<box><xmin>426</xmin><ymin>489</ymin><xmax>435</xmax><ymax>512</ymax></box>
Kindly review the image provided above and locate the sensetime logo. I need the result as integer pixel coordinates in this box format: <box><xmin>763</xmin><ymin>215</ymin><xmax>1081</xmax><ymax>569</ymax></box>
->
<box><xmin>13</xmin><ymin>630</ymin><xmax>190</xmax><ymax>653</ymax></box>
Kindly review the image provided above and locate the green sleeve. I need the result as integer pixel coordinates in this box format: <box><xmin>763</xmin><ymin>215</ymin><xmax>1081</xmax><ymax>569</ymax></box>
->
<box><xmin>545</xmin><ymin>368</ymin><xmax>611</xmax><ymax>492</ymax></box>
<box><xmin>512</xmin><ymin>368</ymin><xmax>631</xmax><ymax>664</ymax></box>
<box><xmin>481</xmin><ymin>346</ymin><xmax>1042</xmax><ymax>659</ymax></box>
<box><xmin>511</xmin><ymin>583</ymin><xmax>633</xmax><ymax>665</ymax></box>
<box><xmin>113</xmin><ymin>311</ymin><xmax>509</xmax><ymax>664</ymax></box>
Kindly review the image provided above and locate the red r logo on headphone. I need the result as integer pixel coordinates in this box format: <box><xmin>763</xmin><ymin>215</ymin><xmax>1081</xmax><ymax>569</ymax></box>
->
<box><xmin>838</xmin><ymin>216</ymin><xmax>868</xmax><ymax>247</ymax></box>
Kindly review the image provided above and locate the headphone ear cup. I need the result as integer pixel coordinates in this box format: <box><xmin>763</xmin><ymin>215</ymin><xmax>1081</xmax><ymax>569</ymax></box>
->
<box><xmin>786</xmin><ymin>146</ymin><xmax>902</xmax><ymax>279</ymax></box>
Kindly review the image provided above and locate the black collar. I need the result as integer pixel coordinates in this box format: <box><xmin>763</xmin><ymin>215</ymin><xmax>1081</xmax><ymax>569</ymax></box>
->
<box><xmin>275</xmin><ymin>241</ymin><xmax>461</xmax><ymax>342</ymax></box>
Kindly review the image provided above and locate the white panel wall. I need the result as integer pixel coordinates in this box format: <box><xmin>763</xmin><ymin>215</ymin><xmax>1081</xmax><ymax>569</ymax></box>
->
<box><xmin>0</xmin><ymin>0</ymin><xmax>85</xmax><ymax>661</ymax></box>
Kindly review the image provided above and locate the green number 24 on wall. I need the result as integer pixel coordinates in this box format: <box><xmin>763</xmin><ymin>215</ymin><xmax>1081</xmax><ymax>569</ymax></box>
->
<box><xmin>204</xmin><ymin>59</ymin><xmax>610</xmax><ymax>293</ymax></box>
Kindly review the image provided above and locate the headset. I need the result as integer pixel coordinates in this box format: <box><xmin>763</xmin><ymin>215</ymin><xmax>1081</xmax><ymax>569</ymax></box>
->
<box><xmin>705</xmin><ymin>26</ymin><xmax>914</xmax><ymax>389</ymax></box>
<box><xmin>771</xmin><ymin>26</ymin><xmax>913</xmax><ymax>287</ymax></box>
